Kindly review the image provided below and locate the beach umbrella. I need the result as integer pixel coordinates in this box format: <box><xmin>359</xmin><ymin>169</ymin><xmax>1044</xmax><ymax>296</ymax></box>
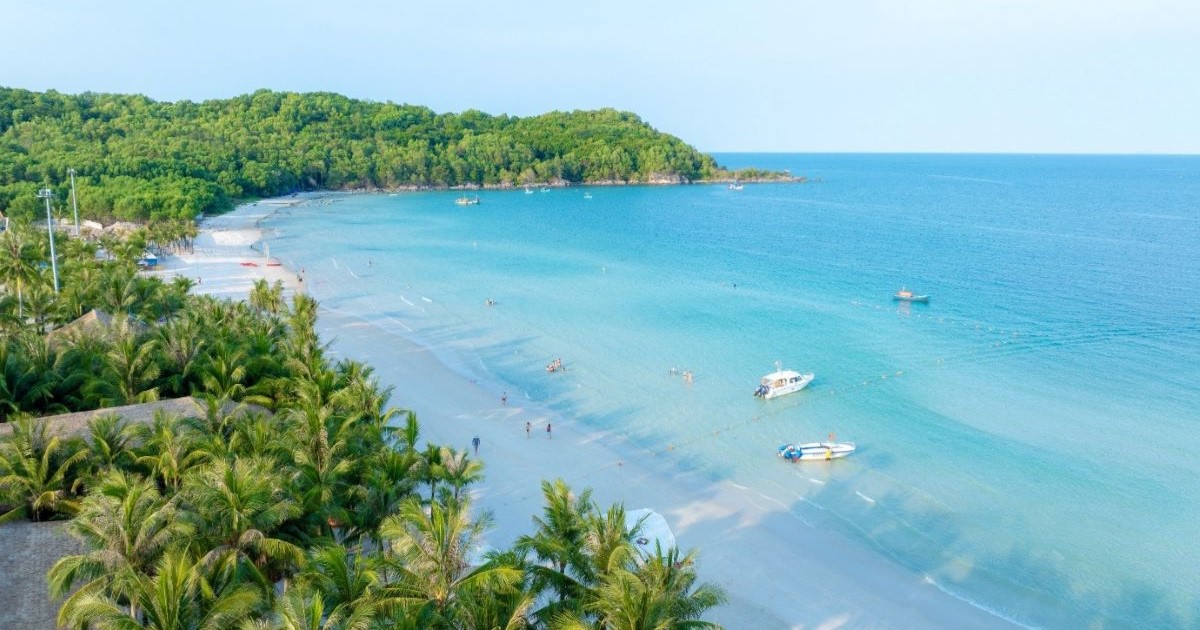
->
<box><xmin>625</xmin><ymin>508</ymin><xmax>676</xmax><ymax>558</ymax></box>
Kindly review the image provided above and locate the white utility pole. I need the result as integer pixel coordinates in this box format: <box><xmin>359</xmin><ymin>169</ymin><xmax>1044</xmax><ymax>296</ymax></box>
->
<box><xmin>68</xmin><ymin>168</ymin><xmax>80</xmax><ymax>237</ymax></box>
<box><xmin>36</xmin><ymin>188</ymin><xmax>60</xmax><ymax>293</ymax></box>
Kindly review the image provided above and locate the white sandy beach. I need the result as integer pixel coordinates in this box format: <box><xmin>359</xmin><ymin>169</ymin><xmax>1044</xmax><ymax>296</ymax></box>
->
<box><xmin>191</xmin><ymin>202</ymin><xmax>1015</xmax><ymax>629</ymax></box>
<box><xmin>146</xmin><ymin>207</ymin><xmax>305</xmax><ymax>300</ymax></box>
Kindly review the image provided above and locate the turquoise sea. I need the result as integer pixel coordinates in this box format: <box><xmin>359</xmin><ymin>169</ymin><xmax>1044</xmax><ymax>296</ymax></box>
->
<box><xmin>262</xmin><ymin>154</ymin><xmax>1200</xmax><ymax>628</ymax></box>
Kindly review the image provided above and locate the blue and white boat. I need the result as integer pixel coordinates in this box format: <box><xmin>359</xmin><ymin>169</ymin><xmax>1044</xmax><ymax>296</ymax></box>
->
<box><xmin>777</xmin><ymin>441</ymin><xmax>856</xmax><ymax>461</ymax></box>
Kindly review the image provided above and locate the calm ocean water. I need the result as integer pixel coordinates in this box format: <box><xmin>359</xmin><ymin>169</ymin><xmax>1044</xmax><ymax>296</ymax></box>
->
<box><xmin>263</xmin><ymin>154</ymin><xmax>1200</xmax><ymax>628</ymax></box>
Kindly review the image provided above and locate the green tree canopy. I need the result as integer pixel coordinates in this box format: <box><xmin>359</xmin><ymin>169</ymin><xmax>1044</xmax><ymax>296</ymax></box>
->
<box><xmin>0</xmin><ymin>87</ymin><xmax>737</xmax><ymax>223</ymax></box>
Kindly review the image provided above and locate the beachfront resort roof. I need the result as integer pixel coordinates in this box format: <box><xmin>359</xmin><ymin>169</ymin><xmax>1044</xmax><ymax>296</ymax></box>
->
<box><xmin>44</xmin><ymin>309</ymin><xmax>147</xmax><ymax>346</ymax></box>
<box><xmin>0</xmin><ymin>396</ymin><xmax>269</xmax><ymax>440</ymax></box>
<box><xmin>0</xmin><ymin>520</ymin><xmax>84</xmax><ymax>630</ymax></box>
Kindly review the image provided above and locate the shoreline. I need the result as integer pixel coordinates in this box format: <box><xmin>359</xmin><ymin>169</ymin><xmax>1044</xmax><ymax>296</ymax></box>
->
<box><xmin>216</xmin><ymin>176</ymin><xmax>805</xmax><ymax>208</ymax></box>
<box><xmin>195</xmin><ymin>199</ymin><xmax>1015</xmax><ymax>629</ymax></box>
<box><xmin>146</xmin><ymin>205</ymin><xmax>306</xmax><ymax>300</ymax></box>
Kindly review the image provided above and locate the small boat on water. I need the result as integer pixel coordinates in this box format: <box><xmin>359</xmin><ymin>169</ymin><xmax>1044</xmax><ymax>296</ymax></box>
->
<box><xmin>525</xmin><ymin>187</ymin><xmax>534</xmax><ymax>195</ymax></box>
<box><xmin>455</xmin><ymin>196</ymin><xmax>481</xmax><ymax>206</ymax></box>
<box><xmin>893</xmin><ymin>287</ymin><xmax>929</xmax><ymax>302</ymax></box>
<box><xmin>728</xmin><ymin>182</ymin><xmax>744</xmax><ymax>191</ymax></box>
<box><xmin>777</xmin><ymin>441</ymin><xmax>856</xmax><ymax>462</ymax></box>
<box><xmin>753</xmin><ymin>362</ymin><xmax>814</xmax><ymax>399</ymax></box>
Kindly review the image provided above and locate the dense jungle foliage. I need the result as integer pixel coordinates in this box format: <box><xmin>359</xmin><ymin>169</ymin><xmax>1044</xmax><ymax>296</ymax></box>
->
<box><xmin>0</xmin><ymin>87</ymin><xmax>733</xmax><ymax>223</ymax></box>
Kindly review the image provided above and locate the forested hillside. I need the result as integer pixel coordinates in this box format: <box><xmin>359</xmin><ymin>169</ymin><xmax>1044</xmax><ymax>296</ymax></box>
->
<box><xmin>0</xmin><ymin>88</ymin><xmax>728</xmax><ymax>222</ymax></box>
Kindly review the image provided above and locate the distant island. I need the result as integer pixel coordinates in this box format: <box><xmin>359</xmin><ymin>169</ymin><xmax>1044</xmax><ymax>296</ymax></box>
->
<box><xmin>0</xmin><ymin>88</ymin><xmax>794</xmax><ymax>223</ymax></box>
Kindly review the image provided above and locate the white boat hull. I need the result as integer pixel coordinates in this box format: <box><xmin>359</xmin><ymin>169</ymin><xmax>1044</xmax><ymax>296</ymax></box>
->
<box><xmin>755</xmin><ymin>372</ymin><xmax>814</xmax><ymax>399</ymax></box>
<box><xmin>778</xmin><ymin>441</ymin><xmax>856</xmax><ymax>461</ymax></box>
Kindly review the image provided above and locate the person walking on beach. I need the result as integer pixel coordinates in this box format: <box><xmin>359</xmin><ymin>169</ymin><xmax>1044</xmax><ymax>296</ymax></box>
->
<box><xmin>472</xmin><ymin>435</ymin><xmax>480</xmax><ymax>455</ymax></box>
<box><xmin>525</xmin><ymin>421</ymin><xmax>531</xmax><ymax>437</ymax></box>
<box><xmin>546</xmin><ymin>422</ymin><xmax>552</xmax><ymax>438</ymax></box>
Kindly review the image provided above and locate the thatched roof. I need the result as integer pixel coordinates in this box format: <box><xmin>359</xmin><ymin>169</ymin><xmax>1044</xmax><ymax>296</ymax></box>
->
<box><xmin>45</xmin><ymin>309</ymin><xmax>147</xmax><ymax>346</ymax></box>
<box><xmin>0</xmin><ymin>396</ymin><xmax>270</xmax><ymax>440</ymax></box>
<box><xmin>0</xmin><ymin>520</ymin><xmax>83</xmax><ymax>630</ymax></box>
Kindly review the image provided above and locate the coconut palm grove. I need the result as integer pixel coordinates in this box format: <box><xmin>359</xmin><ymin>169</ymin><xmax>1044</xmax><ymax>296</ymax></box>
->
<box><xmin>0</xmin><ymin>219</ymin><xmax>727</xmax><ymax>627</ymax></box>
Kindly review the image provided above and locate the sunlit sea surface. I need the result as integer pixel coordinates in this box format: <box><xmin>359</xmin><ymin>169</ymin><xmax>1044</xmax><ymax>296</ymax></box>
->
<box><xmin>262</xmin><ymin>154</ymin><xmax>1200</xmax><ymax>628</ymax></box>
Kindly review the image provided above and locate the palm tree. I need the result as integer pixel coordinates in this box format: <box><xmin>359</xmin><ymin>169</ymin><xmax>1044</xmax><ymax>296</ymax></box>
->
<box><xmin>229</xmin><ymin>412</ymin><xmax>290</xmax><ymax>462</ymax></box>
<box><xmin>250</xmin><ymin>279</ymin><xmax>286</xmax><ymax>315</ymax></box>
<box><xmin>183</xmin><ymin>395</ymin><xmax>242</xmax><ymax>444</ymax></box>
<box><xmin>52</xmin><ymin>326</ymin><xmax>112</xmax><ymax>411</ymax></box>
<box><xmin>133</xmin><ymin>410</ymin><xmax>207</xmax><ymax>492</ymax></box>
<box><xmin>95</xmin><ymin>269</ymin><xmax>140</xmax><ymax>317</ymax></box>
<box><xmin>183</xmin><ymin>457</ymin><xmax>304</xmax><ymax>601</ymax></box>
<box><xmin>456</xmin><ymin>548</ymin><xmax>537</xmax><ymax>630</ymax></box>
<box><xmin>441</xmin><ymin>447</ymin><xmax>485</xmax><ymax>502</ymax></box>
<box><xmin>84</xmin><ymin>413</ymin><xmax>136</xmax><ymax>471</ymax></box>
<box><xmin>85</xmin><ymin>331</ymin><xmax>161</xmax><ymax>406</ymax></box>
<box><xmin>345</xmin><ymin>446</ymin><xmax>420</xmax><ymax>548</ymax></box>
<box><xmin>516</xmin><ymin>479</ymin><xmax>596</xmax><ymax>606</ymax></box>
<box><xmin>199</xmin><ymin>341</ymin><xmax>269</xmax><ymax>403</ymax></box>
<box><xmin>11</xmin><ymin>331</ymin><xmax>62</xmax><ymax>415</ymax></box>
<box><xmin>266</xmin><ymin>582</ymin><xmax>376</xmax><ymax>630</ymax></box>
<box><xmin>379</xmin><ymin>498</ymin><xmax>522</xmax><ymax>627</ymax></box>
<box><xmin>0</xmin><ymin>417</ymin><xmax>90</xmax><ymax>522</ymax></box>
<box><xmin>577</xmin><ymin>504</ymin><xmax>637</xmax><ymax>590</ymax></box>
<box><xmin>49</xmin><ymin>469</ymin><xmax>192</xmax><ymax>624</ymax></box>
<box><xmin>417</xmin><ymin>442</ymin><xmax>449</xmax><ymax>504</ymax></box>
<box><xmin>24</xmin><ymin>280</ymin><xmax>58</xmax><ymax>334</ymax></box>
<box><xmin>155</xmin><ymin>313</ymin><xmax>206</xmax><ymax>397</ymax></box>
<box><xmin>285</xmin><ymin>544</ymin><xmax>381</xmax><ymax>628</ymax></box>
<box><xmin>0</xmin><ymin>226</ymin><xmax>38</xmax><ymax>319</ymax></box>
<box><xmin>0</xmin><ymin>338</ymin><xmax>56</xmax><ymax>420</ymax></box>
<box><xmin>552</xmin><ymin>548</ymin><xmax>727</xmax><ymax>630</ymax></box>
<box><xmin>59</xmin><ymin>548</ymin><xmax>262</xmax><ymax>630</ymax></box>
<box><xmin>0</xmin><ymin>342</ymin><xmax>22</xmax><ymax>420</ymax></box>
<box><xmin>56</xmin><ymin>260</ymin><xmax>104</xmax><ymax>322</ymax></box>
<box><xmin>286</xmin><ymin>402</ymin><xmax>356</xmax><ymax>540</ymax></box>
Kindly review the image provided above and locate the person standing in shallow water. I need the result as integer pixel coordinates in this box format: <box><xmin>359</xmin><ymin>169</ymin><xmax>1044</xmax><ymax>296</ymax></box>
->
<box><xmin>525</xmin><ymin>421</ymin><xmax>531</xmax><ymax>437</ymax></box>
<box><xmin>501</xmin><ymin>392</ymin><xmax>507</xmax><ymax>406</ymax></box>
<box><xmin>546</xmin><ymin>422</ymin><xmax>552</xmax><ymax>438</ymax></box>
<box><xmin>472</xmin><ymin>435</ymin><xmax>480</xmax><ymax>455</ymax></box>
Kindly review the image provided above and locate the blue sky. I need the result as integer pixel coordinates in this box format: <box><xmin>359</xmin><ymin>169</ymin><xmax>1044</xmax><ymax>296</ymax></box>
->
<box><xmin>3</xmin><ymin>0</ymin><xmax>1197</xmax><ymax>153</ymax></box>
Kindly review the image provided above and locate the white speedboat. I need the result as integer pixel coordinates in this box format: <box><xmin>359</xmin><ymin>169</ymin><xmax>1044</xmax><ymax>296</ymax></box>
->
<box><xmin>753</xmin><ymin>363</ymin><xmax>814</xmax><ymax>399</ymax></box>
<box><xmin>455</xmin><ymin>196</ymin><xmax>481</xmax><ymax>206</ymax></box>
<box><xmin>777</xmin><ymin>441</ymin><xmax>856</xmax><ymax>461</ymax></box>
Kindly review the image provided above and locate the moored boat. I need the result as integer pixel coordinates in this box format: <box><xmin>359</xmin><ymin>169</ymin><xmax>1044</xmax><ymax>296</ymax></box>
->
<box><xmin>777</xmin><ymin>441</ymin><xmax>856</xmax><ymax>461</ymax></box>
<box><xmin>455</xmin><ymin>196</ymin><xmax>481</xmax><ymax>206</ymax></box>
<box><xmin>753</xmin><ymin>362</ymin><xmax>814</xmax><ymax>399</ymax></box>
<box><xmin>893</xmin><ymin>287</ymin><xmax>929</xmax><ymax>302</ymax></box>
